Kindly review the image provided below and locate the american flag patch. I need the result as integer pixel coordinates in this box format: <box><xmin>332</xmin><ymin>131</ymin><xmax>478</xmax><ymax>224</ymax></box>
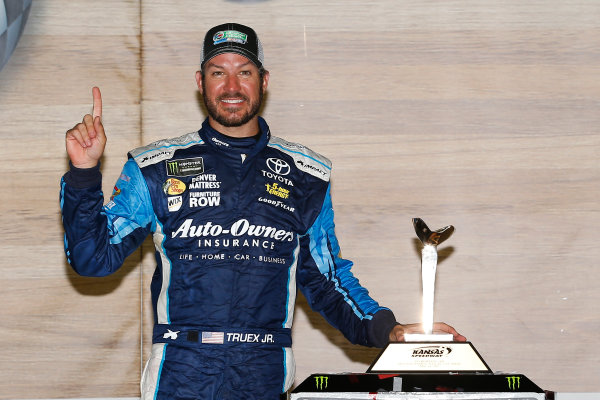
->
<box><xmin>201</xmin><ymin>331</ymin><xmax>224</xmax><ymax>344</ymax></box>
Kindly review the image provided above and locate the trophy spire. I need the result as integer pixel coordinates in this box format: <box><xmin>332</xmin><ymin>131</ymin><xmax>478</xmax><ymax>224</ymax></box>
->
<box><xmin>408</xmin><ymin>218</ymin><xmax>455</xmax><ymax>340</ymax></box>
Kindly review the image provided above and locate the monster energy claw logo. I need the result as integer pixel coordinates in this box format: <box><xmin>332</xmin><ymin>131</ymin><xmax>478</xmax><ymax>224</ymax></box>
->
<box><xmin>315</xmin><ymin>375</ymin><xmax>328</xmax><ymax>390</ymax></box>
<box><xmin>167</xmin><ymin>161</ymin><xmax>179</xmax><ymax>175</ymax></box>
<box><xmin>506</xmin><ymin>376</ymin><xmax>521</xmax><ymax>390</ymax></box>
<box><xmin>166</xmin><ymin>157</ymin><xmax>204</xmax><ymax>177</ymax></box>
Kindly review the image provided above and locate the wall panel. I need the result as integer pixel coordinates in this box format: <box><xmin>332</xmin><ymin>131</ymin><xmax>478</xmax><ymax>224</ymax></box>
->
<box><xmin>0</xmin><ymin>0</ymin><xmax>142</xmax><ymax>398</ymax></box>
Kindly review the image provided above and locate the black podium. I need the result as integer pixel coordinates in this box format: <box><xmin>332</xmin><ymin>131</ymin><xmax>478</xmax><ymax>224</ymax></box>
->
<box><xmin>290</xmin><ymin>342</ymin><xmax>550</xmax><ymax>400</ymax></box>
<box><xmin>291</xmin><ymin>372</ymin><xmax>549</xmax><ymax>399</ymax></box>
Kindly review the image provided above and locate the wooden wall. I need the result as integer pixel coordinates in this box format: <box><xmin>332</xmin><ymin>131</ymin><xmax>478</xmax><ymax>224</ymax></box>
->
<box><xmin>0</xmin><ymin>0</ymin><xmax>598</xmax><ymax>397</ymax></box>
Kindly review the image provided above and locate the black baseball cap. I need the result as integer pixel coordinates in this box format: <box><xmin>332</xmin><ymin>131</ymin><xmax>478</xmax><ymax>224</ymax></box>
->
<box><xmin>200</xmin><ymin>23</ymin><xmax>264</xmax><ymax>69</ymax></box>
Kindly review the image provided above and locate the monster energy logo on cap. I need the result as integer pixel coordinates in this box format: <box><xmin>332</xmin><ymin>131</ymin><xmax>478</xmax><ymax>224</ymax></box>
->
<box><xmin>166</xmin><ymin>157</ymin><xmax>205</xmax><ymax>177</ymax></box>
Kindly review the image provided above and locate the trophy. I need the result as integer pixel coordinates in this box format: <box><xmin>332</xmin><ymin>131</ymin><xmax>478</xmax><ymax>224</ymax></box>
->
<box><xmin>404</xmin><ymin>217</ymin><xmax>454</xmax><ymax>342</ymax></box>
<box><xmin>366</xmin><ymin>217</ymin><xmax>491</xmax><ymax>373</ymax></box>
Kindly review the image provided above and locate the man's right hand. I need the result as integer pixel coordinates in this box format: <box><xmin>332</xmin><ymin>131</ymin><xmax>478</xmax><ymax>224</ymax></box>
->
<box><xmin>65</xmin><ymin>87</ymin><xmax>107</xmax><ymax>168</ymax></box>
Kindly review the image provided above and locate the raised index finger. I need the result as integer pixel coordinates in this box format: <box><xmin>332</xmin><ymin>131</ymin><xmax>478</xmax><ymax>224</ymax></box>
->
<box><xmin>92</xmin><ymin>86</ymin><xmax>102</xmax><ymax>119</ymax></box>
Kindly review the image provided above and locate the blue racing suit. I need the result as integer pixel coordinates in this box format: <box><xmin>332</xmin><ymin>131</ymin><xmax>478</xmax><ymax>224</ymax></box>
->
<box><xmin>60</xmin><ymin>117</ymin><xmax>398</xmax><ymax>399</ymax></box>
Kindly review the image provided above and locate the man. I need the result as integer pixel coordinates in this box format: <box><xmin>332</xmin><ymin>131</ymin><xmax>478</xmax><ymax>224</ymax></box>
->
<box><xmin>61</xmin><ymin>23</ymin><xmax>464</xmax><ymax>400</ymax></box>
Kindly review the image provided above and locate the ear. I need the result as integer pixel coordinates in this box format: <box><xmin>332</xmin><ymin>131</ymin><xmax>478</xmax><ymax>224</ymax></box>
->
<box><xmin>195</xmin><ymin>70</ymin><xmax>203</xmax><ymax>94</ymax></box>
<box><xmin>261</xmin><ymin>70</ymin><xmax>270</xmax><ymax>92</ymax></box>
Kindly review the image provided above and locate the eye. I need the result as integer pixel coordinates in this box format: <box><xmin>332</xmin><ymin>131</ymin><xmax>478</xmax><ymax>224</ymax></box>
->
<box><xmin>239</xmin><ymin>70</ymin><xmax>252</xmax><ymax>76</ymax></box>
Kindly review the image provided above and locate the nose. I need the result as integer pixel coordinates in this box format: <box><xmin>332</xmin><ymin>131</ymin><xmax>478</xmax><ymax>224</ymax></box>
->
<box><xmin>224</xmin><ymin>74</ymin><xmax>242</xmax><ymax>93</ymax></box>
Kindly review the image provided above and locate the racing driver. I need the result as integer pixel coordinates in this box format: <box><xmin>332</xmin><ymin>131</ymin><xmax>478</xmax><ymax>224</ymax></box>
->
<box><xmin>60</xmin><ymin>22</ymin><xmax>465</xmax><ymax>400</ymax></box>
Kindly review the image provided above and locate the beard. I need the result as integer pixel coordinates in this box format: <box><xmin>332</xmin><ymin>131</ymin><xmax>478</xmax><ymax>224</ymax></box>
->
<box><xmin>202</xmin><ymin>80</ymin><xmax>264</xmax><ymax>128</ymax></box>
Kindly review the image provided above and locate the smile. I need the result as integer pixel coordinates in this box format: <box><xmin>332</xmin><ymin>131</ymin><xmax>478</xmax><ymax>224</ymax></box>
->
<box><xmin>221</xmin><ymin>99</ymin><xmax>244</xmax><ymax>104</ymax></box>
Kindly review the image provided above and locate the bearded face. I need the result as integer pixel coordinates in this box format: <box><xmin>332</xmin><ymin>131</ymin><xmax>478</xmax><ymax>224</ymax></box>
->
<box><xmin>202</xmin><ymin>72</ymin><xmax>264</xmax><ymax>128</ymax></box>
<box><xmin>199</xmin><ymin>53</ymin><xmax>267</xmax><ymax>130</ymax></box>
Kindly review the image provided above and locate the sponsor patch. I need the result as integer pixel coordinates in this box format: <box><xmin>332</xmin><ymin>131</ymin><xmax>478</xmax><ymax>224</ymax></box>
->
<box><xmin>213</xmin><ymin>30</ymin><xmax>248</xmax><ymax>45</ymax></box>
<box><xmin>166</xmin><ymin>157</ymin><xmax>205</xmax><ymax>177</ymax></box>
<box><xmin>110</xmin><ymin>185</ymin><xmax>121</xmax><ymax>201</ymax></box>
<box><xmin>258</xmin><ymin>196</ymin><xmax>295</xmax><ymax>213</ymax></box>
<box><xmin>211</xmin><ymin>137</ymin><xmax>230</xmax><ymax>147</ymax></box>
<box><xmin>296</xmin><ymin>159</ymin><xmax>328</xmax><ymax>178</ymax></box>
<box><xmin>266</xmin><ymin>182</ymin><xmax>290</xmax><ymax>199</ymax></box>
<box><xmin>261</xmin><ymin>169</ymin><xmax>294</xmax><ymax>186</ymax></box>
<box><xmin>266</xmin><ymin>158</ymin><xmax>291</xmax><ymax>176</ymax></box>
<box><xmin>172</xmin><ymin>218</ymin><xmax>294</xmax><ymax>242</ymax></box>
<box><xmin>189</xmin><ymin>192</ymin><xmax>221</xmax><ymax>208</ymax></box>
<box><xmin>189</xmin><ymin>174</ymin><xmax>221</xmax><ymax>190</ymax></box>
<box><xmin>139</xmin><ymin>150</ymin><xmax>173</xmax><ymax>166</ymax></box>
<box><xmin>163</xmin><ymin>329</ymin><xmax>180</xmax><ymax>340</ymax></box>
<box><xmin>163</xmin><ymin>178</ymin><xmax>187</xmax><ymax>195</ymax></box>
<box><xmin>168</xmin><ymin>196</ymin><xmax>183</xmax><ymax>212</ymax></box>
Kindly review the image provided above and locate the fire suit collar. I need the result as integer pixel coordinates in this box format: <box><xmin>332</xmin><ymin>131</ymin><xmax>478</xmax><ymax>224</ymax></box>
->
<box><xmin>200</xmin><ymin>117</ymin><xmax>271</xmax><ymax>160</ymax></box>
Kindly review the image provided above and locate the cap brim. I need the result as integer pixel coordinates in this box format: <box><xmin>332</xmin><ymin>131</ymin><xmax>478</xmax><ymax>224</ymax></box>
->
<box><xmin>201</xmin><ymin>47</ymin><xmax>262</xmax><ymax>69</ymax></box>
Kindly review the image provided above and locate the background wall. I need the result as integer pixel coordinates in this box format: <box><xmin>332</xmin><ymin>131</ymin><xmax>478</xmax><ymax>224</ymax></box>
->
<box><xmin>0</xmin><ymin>0</ymin><xmax>598</xmax><ymax>398</ymax></box>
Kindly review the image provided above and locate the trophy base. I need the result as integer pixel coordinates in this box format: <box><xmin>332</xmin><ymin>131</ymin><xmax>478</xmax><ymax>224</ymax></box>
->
<box><xmin>367</xmin><ymin>341</ymin><xmax>490</xmax><ymax>373</ymax></box>
<box><xmin>404</xmin><ymin>333</ymin><xmax>454</xmax><ymax>342</ymax></box>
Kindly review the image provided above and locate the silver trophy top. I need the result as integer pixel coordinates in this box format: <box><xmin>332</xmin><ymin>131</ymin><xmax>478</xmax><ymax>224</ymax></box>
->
<box><xmin>413</xmin><ymin>218</ymin><xmax>454</xmax><ymax>246</ymax></box>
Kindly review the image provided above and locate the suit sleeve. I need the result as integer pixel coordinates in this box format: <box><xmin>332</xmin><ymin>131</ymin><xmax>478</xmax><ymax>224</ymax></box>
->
<box><xmin>60</xmin><ymin>159</ymin><xmax>155</xmax><ymax>277</ymax></box>
<box><xmin>296</xmin><ymin>184</ymin><xmax>398</xmax><ymax>347</ymax></box>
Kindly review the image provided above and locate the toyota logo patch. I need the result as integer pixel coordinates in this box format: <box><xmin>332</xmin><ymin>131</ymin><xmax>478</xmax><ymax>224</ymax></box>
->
<box><xmin>266</xmin><ymin>158</ymin><xmax>291</xmax><ymax>176</ymax></box>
